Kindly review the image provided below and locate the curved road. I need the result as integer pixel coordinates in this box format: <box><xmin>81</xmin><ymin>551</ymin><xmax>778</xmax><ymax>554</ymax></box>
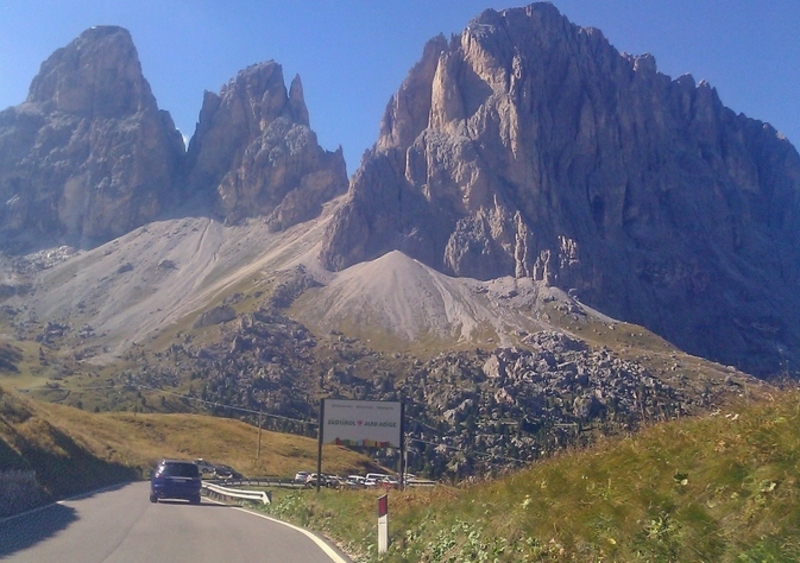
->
<box><xmin>0</xmin><ymin>481</ymin><xmax>351</xmax><ymax>562</ymax></box>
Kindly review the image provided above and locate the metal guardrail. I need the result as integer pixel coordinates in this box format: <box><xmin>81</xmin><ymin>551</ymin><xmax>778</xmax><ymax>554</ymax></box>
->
<box><xmin>201</xmin><ymin>476</ymin><xmax>438</xmax><ymax>505</ymax></box>
<box><xmin>405</xmin><ymin>479</ymin><xmax>437</xmax><ymax>487</ymax></box>
<box><xmin>209</xmin><ymin>477</ymin><xmax>305</xmax><ymax>489</ymax></box>
<box><xmin>202</xmin><ymin>482</ymin><xmax>272</xmax><ymax>505</ymax></box>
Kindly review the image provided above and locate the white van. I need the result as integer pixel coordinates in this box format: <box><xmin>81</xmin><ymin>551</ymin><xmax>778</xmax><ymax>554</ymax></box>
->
<box><xmin>364</xmin><ymin>472</ymin><xmax>392</xmax><ymax>487</ymax></box>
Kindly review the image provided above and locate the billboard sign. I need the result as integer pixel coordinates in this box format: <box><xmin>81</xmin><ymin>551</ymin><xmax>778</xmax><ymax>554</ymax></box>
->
<box><xmin>322</xmin><ymin>399</ymin><xmax>402</xmax><ymax>448</ymax></box>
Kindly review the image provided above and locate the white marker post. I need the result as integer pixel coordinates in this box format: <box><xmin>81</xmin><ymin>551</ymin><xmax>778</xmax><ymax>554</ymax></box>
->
<box><xmin>377</xmin><ymin>494</ymin><xmax>389</xmax><ymax>554</ymax></box>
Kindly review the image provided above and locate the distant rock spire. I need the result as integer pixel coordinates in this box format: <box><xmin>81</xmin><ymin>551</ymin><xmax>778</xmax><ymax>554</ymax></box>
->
<box><xmin>289</xmin><ymin>74</ymin><xmax>310</xmax><ymax>127</ymax></box>
<box><xmin>185</xmin><ymin>61</ymin><xmax>347</xmax><ymax>229</ymax></box>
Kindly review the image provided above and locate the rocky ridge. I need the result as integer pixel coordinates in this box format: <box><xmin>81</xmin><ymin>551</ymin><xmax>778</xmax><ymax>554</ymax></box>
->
<box><xmin>0</xmin><ymin>6</ymin><xmax>794</xmax><ymax>479</ymax></box>
<box><xmin>0</xmin><ymin>28</ymin><xmax>346</xmax><ymax>252</ymax></box>
<box><xmin>186</xmin><ymin>61</ymin><xmax>348</xmax><ymax>229</ymax></box>
<box><xmin>320</xmin><ymin>3</ymin><xmax>800</xmax><ymax>376</ymax></box>
<box><xmin>0</xmin><ymin>26</ymin><xmax>184</xmax><ymax>250</ymax></box>
<box><xmin>101</xmin><ymin>305</ymin><xmax>755</xmax><ymax>479</ymax></box>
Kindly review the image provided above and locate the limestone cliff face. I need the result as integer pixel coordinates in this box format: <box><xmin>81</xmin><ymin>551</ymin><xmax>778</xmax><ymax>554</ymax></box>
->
<box><xmin>186</xmin><ymin>62</ymin><xmax>347</xmax><ymax>229</ymax></box>
<box><xmin>0</xmin><ymin>26</ymin><xmax>184</xmax><ymax>249</ymax></box>
<box><xmin>320</xmin><ymin>3</ymin><xmax>800</xmax><ymax>375</ymax></box>
<box><xmin>0</xmin><ymin>30</ymin><xmax>346</xmax><ymax>247</ymax></box>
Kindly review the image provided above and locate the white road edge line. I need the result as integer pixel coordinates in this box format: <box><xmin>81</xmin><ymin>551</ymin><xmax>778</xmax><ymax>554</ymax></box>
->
<box><xmin>1</xmin><ymin>484</ymin><xmax>349</xmax><ymax>562</ymax></box>
<box><xmin>226</xmin><ymin>504</ymin><xmax>350</xmax><ymax>563</ymax></box>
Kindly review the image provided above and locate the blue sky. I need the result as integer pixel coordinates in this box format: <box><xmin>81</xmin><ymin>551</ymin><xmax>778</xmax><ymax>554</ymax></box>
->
<box><xmin>1</xmin><ymin>1</ymin><xmax>798</xmax><ymax>174</ymax></box>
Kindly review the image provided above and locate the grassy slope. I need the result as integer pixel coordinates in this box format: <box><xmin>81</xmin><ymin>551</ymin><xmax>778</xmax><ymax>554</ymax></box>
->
<box><xmin>261</xmin><ymin>390</ymin><xmax>800</xmax><ymax>562</ymax></box>
<box><xmin>0</xmin><ymin>386</ymin><xmax>138</xmax><ymax>513</ymax></box>
<box><xmin>0</xmin><ymin>386</ymin><xmax>375</xmax><ymax>507</ymax></box>
<box><xmin>32</xmin><ymin>402</ymin><xmax>376</xmax><ymax>477</ymax></box>
<box><xmin>3</xmin><ymin>384</ymin><xmax>799</xmax><ymax>560</ymax></box>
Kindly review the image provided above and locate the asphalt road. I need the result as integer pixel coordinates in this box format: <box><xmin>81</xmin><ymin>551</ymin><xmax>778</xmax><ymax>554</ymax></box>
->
<box><xmin>0</xmin><ymin>481</ymin><xmax>351</xmax><ymax>562</ymax></box>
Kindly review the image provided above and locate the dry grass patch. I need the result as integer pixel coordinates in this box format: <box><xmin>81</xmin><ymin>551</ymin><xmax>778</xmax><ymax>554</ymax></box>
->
<box><xmin>261</xmin><ymin>391</ymin><xmax>800</xmax><ymax>562</ymax></box>
<box><xmin>0</xmin><ymin>385</ymin><xmax>378</xmax><ymax>514</ymax></box>
<box><xmin>33</xmin><ymin>402</ymin><xmax>372</xmax><ymax>477</ymax></box>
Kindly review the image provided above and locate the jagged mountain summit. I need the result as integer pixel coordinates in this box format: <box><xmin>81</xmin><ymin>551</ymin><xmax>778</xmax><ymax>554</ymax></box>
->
<box><xmin>186</xmin><ymin>61</ymin><xmax>348</xmax><ymax>229</ymax></box>
<box><xmin>0</xmin><ymin>27</ymin><xmax>347</xmax><ymax>251</ymax></box>
<box><xmin>0</xmin><ymin>26</ymin><xmax>184</xmax><ymax>250</ymax></box>
<box><xmin>320</xmin><ymin>3</ymin><xmax>800</xmax><ymax>376</ymax></box>
<box><xmin>1</xmin><ymin>6</ymin><xmax>800</xmax><ymax>381</ymax></box>
<box><xmin>0</xmin><ymin>5</ymin><xmax>784</xmax><ymax>478</ymax></box>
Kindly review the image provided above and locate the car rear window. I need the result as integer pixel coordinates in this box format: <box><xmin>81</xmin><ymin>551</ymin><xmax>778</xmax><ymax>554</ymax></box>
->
<box><xmin>158</xmin><ymin>462</ymin><xmax>199</xmax><ymax>478</ymax></box>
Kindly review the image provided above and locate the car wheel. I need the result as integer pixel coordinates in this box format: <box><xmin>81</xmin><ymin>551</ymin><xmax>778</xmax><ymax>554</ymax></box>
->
<box><xmin>190</xmin><ymin>495</ymin><xmax>201</xmax><ymax>505</ymax></box>
<box><xmin>150</xmin><ymin>494</ymin><xmax>158</xmax><ymax>503</ymax></box>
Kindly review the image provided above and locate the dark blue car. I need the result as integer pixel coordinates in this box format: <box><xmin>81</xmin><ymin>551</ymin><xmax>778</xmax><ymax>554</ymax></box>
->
<box><xmin>150</xmin><ymin>459</ymin><xmax>202</xmax><ymax>504</ymax></box>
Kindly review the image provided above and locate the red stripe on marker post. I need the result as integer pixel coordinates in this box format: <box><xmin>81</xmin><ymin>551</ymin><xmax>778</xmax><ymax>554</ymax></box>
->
<box><xmin>378</xmin><ymin>494</ymin><xmax>389</xmax><ymax>553</ymax></box>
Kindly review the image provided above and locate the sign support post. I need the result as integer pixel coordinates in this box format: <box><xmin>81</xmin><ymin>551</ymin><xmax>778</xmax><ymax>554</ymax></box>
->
<box><xmin>399</xmin><ymin>401</ymin><xmax>406</xmax><ymax>489</ymax></box>
<box><xmin>316</xmin><ymin>399</ymin><xmax>325</xmax><ymax>493</ymax></box>
<box><xmin>256</xmin><ymin>411</ymin><xmax>263</xmax><ymax>460</ymax></box>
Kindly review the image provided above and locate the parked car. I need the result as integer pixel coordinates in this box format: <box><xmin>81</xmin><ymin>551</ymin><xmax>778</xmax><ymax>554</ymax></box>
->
<box><xmin>304</xmin><ymin>473</ymin><xmax>328</xmax><ymax>487</ymax></box>
<box><xmin>364</xmin><ymin>472</ymin><xmax>391</xmax><ymax>487</ymax></box>
<box><xmin>325</xmin><ymin>475</ymin><xmax>345</xmax><ymax>489</ymax></box>
<box><xmin>150</xmin><ymin>459</ymin><xmax>202</xmax><ymax>504</ymax></box>
<box><xmin>194</xmin><ymin>458</ymin><xmax>215</xmax><ymax>474</ymax></box>
<box><xmin>212</xmin><ymin>465</ymin><xmax>241</xmax><ymax>480</ymax></box>
<box><xmin>345</xmin><ymin>475</ymin><xmax>366</xmax><ymax>488</ymax></box>
<box><xmin>304</xmin><ymin>473</ymin><xmax>342</xmax><ymax>488</ymax></box>
<box><xmin>378</xmin><ymin>476</ymin><xmax>400</xmax><ymax>489</ymax></box>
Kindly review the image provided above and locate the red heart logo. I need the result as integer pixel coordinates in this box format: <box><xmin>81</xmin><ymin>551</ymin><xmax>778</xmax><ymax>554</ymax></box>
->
<box><xmin>357</xmin><ymin>420</ymin><xmax>363</xmax><ymax>425</ymax></box>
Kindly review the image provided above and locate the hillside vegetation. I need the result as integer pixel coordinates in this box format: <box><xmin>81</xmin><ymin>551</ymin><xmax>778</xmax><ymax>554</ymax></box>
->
<box><xmin>0</xmin><ymin>385</ymin><xmax>374</xmax><ymax>517</ymax></box>
<box><xmin>261</xmin><ymin>390</ymin><xmax>800</xmax><ymax>562</ymax></box>
<box><xmin>3</xmin><ymin>384</ymin><xmax>799</xmax><ymax>560</ymax></box>
<box><xmin>1</xmin><ymin>213</ymin><xmax>769</xmax><ymax>482</ymax></box>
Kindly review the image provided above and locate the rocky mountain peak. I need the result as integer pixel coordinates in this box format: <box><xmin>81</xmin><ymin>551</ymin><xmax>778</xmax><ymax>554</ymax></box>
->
<box><xmin>320</xmin><ymin>2</ymin><xmax>800</xmax><ymax>376</ymax></box>
<box><xmin>186</xmin><ymin>61</ymin><xmax>347</xmax><ymax>228</ymax></box>
<box><xmin>288</xmin><ymin>74</ymin><xmax>310</xmax><ymax>127</ymax></box>
<box><xmin>0</xmin><ymin>26</ymin><xmax>184</xmax><ymax>251</ymax></box>
<box><xmin>26</xmin><ymin>26</ymin><xmax>153</xmax><ymax>118</ymax></box>
<box><xmin>377</xmin><ymin>34</ymin><xmax>448</xmax><ymax>152</ymax></box>
<box><xmin>1</xmin><ymin>27</ymin><xmax>348</xmax><ymax>250</ymax></box>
